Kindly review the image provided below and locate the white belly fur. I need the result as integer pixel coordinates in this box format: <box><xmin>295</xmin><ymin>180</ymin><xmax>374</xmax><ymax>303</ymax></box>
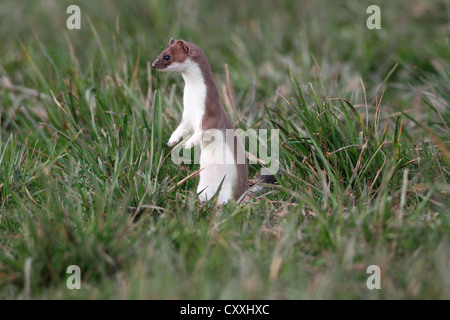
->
<box><xmin>197</xmin><ymin>134</ymin><xmax>237</xmax><ymax>204</ymax></box>
<box><xmin>181</xmin><ymin>60</ymin><xmax>238</xmax><ymax>204</ymax></box>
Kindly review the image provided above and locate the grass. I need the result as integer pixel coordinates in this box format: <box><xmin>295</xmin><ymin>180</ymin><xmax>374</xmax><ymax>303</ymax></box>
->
<box><xmin>0</xmin><ymin>0</ymin><xmax>449</xmax><ymax>299</ymax></box>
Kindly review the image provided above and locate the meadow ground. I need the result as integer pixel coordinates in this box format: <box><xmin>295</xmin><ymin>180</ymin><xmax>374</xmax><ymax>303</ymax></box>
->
<box><xmin>0</xmin><ymin>0</ymin><xmax>449</xmax><ymax>299</ymax></box>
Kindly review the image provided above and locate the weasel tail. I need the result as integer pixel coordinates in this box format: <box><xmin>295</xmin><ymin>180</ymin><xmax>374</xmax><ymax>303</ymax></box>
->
<box><xmin>153</xmin><ymin>38</ymin><xmax>248</xmax><ymax>204</ymax></box>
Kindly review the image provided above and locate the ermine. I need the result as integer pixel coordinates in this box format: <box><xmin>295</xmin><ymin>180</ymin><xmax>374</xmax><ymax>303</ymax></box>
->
<box><xmin>152</xmin><ymin>38</ymin><xmax>248</xmax><ymax>204</ymax></box>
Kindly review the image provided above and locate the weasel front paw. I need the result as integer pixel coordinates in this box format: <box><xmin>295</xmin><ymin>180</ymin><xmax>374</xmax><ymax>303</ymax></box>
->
<box><xmin>183</xmin><ymin>139</ymin><xmax>195</xmax><ymax>149</ymax></box>
<box><xmin>167</xmin><ymin>135</ymin><xmax>181</xmax><ymax>147</ymax></box>
<box><xmin>183</xmin><ymin>131</ymin><xmax>202</xmax><ymax>149</ymax></box>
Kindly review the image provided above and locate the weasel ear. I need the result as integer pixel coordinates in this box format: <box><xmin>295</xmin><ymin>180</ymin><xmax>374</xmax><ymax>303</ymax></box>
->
<box><xmin>168</xmin><ymin>38</ymin><xmax>175</xmax><ymax>46</ymax></box>
<box><xmin>176</xmin><ymin>40</ymin><xmax>190</xmax><ymax>55</ymax></box>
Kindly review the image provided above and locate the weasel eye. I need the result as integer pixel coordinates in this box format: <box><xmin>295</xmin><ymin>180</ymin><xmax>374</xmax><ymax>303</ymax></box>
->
<box><xmin>164</xmin><ymin>55</ymin><xmax>171</xmax><ymax>61</ymax></box>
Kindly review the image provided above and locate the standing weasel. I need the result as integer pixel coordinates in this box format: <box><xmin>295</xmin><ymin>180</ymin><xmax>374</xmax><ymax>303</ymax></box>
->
<box><xmin>152</xmin><ymin>38</ymin><xmax>248</xmax><ymax>204</ymax></box>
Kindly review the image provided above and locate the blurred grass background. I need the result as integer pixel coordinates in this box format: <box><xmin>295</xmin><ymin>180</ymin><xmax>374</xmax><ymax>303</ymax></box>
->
<box><xmin>0</xmin><ymin>0</ymin><xmax>449</xmax><ymax>299</ymax></box>
<box><xmin>2</xmin><ymin>1</ymin><xmax>449</xmax><ymax>96</ymax></box>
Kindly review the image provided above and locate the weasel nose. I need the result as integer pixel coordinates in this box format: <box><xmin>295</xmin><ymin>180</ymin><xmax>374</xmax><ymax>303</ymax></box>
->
<box><xmin>152</xmin><ymin>59</ymin><xmax>157</xmax><ymax>69</ymax></box>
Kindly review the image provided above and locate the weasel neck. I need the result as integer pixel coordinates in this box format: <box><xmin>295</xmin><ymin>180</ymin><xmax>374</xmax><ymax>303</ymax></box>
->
<box><xmin>181</xmin><ymin>60</ymin><xmax>205</xmax><ymax>84</ymax></box>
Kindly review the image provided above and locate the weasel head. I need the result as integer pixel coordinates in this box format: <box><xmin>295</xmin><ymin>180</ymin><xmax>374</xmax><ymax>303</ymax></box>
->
<box><xmin>152</xmin><ymin>38</ymin><xmax>191</xmax><ymax>72</ymax></box>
